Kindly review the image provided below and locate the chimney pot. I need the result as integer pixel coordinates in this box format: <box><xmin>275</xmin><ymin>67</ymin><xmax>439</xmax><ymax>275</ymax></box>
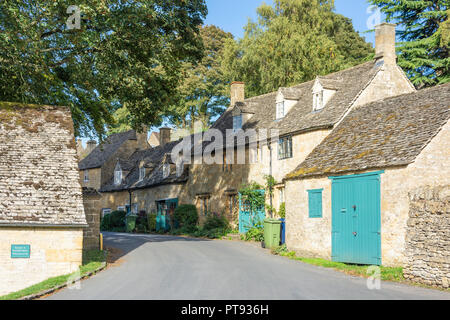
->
<box><xmin>375</xmin><ymin>23</ymin><xmax>397</xmax><ymax>65</ymax></box>
<box><xmin>230</xmin><ymin>81</ymin><xmax>245</xmax><ymax>107</ymax></box>
<box><xmin>86</xmin><ymin>140</ymin><xmax>97</xmax><ymax>155</ymax></box>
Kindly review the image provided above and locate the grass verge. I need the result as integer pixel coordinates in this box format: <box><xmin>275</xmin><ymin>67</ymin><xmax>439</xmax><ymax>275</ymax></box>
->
<box><xmin>271</xmin><ymin>245</ymin><xmax>404</xmax><ymax>282</ymax></box>
<box><xmin>0</xmin><ymin>250</ymin><xmax>106</xmax><ymax>300</ymax></box>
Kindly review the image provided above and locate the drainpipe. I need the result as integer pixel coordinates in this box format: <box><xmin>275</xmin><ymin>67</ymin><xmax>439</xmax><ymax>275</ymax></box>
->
<box><xmin>268</xmin><ymin>142</ymin><xmax>273</xmax><ymax>218</ymax></box>
<box><xmin>128</xmin><ymin>189</ymin><xmax>133</xmax><ymax>214</ymax></box>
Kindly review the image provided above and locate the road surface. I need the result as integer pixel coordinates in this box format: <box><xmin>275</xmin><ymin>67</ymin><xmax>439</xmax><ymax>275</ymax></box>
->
<box><xmin>48</xmin><ymin>232</ymin><xmax>450</xmax><ymax>300</ymax></box>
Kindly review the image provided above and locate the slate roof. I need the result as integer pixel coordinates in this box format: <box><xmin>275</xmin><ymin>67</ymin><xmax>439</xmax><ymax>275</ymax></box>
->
<box><xmin>0</xmin><ymin>102</ymin><xmax>87</xmax><ymax>226</ymax></box>
<box><xmin>78</xmin><ymin>130</ymin><xmax>137</xmax><ymax>170</ymax></box>
<box><xmin>100</xmin><ymin>139</ymin><xmax>188</xmax><ymax>192</ymax></box>
<box><xmin>285</xmin><ymin>83</ymin><xmax>450</xmax><ymax>180</ymax></box>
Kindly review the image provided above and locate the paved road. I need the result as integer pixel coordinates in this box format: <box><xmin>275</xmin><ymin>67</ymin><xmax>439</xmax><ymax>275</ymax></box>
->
<box><xmin>48</xmin><ymin>232</ymin><xmax>450</xmax><ymax>300</ymax></box>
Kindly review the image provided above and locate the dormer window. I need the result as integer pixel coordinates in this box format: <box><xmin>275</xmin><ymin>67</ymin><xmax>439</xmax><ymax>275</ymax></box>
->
<box><xmin>114</xmin><ymin>168</ymin><xmax>122</xmax><ymax>185</ymax></box>
<box><xmin>313</xmin><ymin>90</ymin><xmax>324</xmax><ymax>111</ymax></box>
<box><xmin>139</xmin><ymin>166</ymin><xmax>145</xmax><ymax>181</ymax></box>
<box><xmin>276</xmin><ymin>101</ymin><xmax>286</xmax><ymax>119</ymax></box>
<box><xmin>162</xmin><ymin>163</ymin><xmax>170</xmax><ymax>178</ymax></box>
<box><xmin>233</xmin><ymin>115</ymin><xmax>243</xmax><ymax>132</ymax></box>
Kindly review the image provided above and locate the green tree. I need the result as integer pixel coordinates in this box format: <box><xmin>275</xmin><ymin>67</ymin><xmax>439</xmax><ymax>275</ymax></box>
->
<box><xmin>0</xmin><ymin>0</ymin><xmax>207</xmax><ymax>138</ymax></box>
<box><xmin>369</xmin><ymin>0</ymin><xmax>449</xmax><ymax>87</ymax></box>
<box><xmin>167</xmin><ymin>25</ymin><xmax>233</xmax><ymax>129</ymax></box>
<box><xmin>221</xmin><ymin>0</ymin><xmax>374</xmax><ymax>97</ymax></box>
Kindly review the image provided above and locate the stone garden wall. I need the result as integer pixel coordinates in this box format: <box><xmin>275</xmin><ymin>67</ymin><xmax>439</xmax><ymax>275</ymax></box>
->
<box><xmin>404</xmin><ymin>185</ymin><xmax>450</xmax><ymax>288</ymax></box>
<box><xmin>82</xmin><ymin>188</ymin><xmax>101</xmax><ymax>250</ymax></box>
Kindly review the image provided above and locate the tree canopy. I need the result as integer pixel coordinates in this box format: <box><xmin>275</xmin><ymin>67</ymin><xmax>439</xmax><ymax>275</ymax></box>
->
<box><xmin>167</xmin><ymin>25</ymin><xmax>233</xmax><ymax>129</ymax></box>
<box><xmin>0</xmin><ymin>0</ymin><xmax>207</xmax><ymax>138</ymax></box>
<box><xmin>221</xmin><ymin>0</ymin><xmax>374</xmax><ymax>97</ymax></box>
<box><xmin>369</xmin><ymin>0</ymin><xmax>449</xmax><ymax>88</ymax></box>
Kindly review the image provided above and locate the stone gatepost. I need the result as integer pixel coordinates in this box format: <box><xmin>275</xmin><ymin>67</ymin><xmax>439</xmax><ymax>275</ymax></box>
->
<box><xmin>82</xmin><ymin>188</ymin><xmax>102</xmax><ymax>250</ymax></box>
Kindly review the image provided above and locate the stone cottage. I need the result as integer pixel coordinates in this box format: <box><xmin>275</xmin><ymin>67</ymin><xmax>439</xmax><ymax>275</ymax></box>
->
<box><xmin>79</xmin><ymin>128</ymin><xmax>149</xmax><ymax>191</ymax></box>
<box><xmin>186</xmin><ymin>23</ymin><xmax>415</xmax><ymax>226</ymax></box>
<box><xmin>0</xmin><ymin>102</ymin><xmax>87</xmax><ymax>296</ymax></box>
<box><xmin>99</xmin><ymin>136</ymin><xmax>190</xmax><ymax>217</ymax></box>
<box><xmin>284</xmin><ymin>84</ymin><xmax>450</xmax><ymax>269</ymax></box>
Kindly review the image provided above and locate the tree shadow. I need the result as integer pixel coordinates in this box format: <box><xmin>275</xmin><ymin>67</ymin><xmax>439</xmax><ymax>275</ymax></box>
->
<box><xmin>102</xmin><ymin>231</ymin><xmax>209</xmax><ymax>263</ymax></box>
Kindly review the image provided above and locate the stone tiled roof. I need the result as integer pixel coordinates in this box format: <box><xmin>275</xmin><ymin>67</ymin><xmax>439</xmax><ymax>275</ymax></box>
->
<box><xmin>213</xmin><ymin>60</ymin><xmax>381</xmax><ymax>139</ymax></box>
<box><xmin>100</xmin><ymin>139</ymin><xmax>188</xmax><ymax>192</ymax></box>
<box><xmin>285</xmin><ymin>83</ymin><xmax>450</xmax><ymax>180</ymax></box>
<box><xmin>78</xmin><ymin>130</ymin><xmax>137</xmax><ymax>170</ymax></box>
<box><xmin>0</xmin><ymin>102</ymin><xmax>87</xmax><ymax>226</ymax></box>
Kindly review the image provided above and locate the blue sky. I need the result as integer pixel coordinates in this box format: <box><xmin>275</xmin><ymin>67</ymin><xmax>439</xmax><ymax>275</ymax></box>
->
<box><xmin>205</xmin><ymin>0</ymin><xmax>384</xmax><ymax>45</ymax></box>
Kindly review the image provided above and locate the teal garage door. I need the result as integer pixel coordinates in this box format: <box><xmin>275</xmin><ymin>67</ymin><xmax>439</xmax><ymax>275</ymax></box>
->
<box><xmin>330</xmin><ymin>171</ymin><xmax>382</xmax><ymax>265</ymax></box>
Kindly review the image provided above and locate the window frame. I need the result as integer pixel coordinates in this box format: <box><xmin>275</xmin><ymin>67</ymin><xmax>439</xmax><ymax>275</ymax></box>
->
<box><xmin>278</xmin><ymin>136</ymin><xmax>293</xmax><ymax>160</ymax></box>
<box><xmin>102</xmin><ymin>208</ymin><xmax>111</xmax><ymax>217</ymax></box>
<box><xmin>233</xmin><ymin>114</ymin><xmax>243</xmax><ymax>132</ymax></box>
<box><xmin>114</xmin><ymin>169</ymin><xmax>122</xmax><ymax>185</ymax></box>
<box><xmin>276</xmin><ymin>101</ymin><xmax>285</xmax><ymax>119</ymax></box>
<box><xmin>139</xmin><ymin>166</ymin><xmax>145</xmax><ymax>181</ymax></box>
<box><xmin>84</xmin><ymin>170</ymin><xmax>89</xmax><ymax>182</ymax></box>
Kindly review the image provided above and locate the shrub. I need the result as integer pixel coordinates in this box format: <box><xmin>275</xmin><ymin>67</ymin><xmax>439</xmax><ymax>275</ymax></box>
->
<box><xmin>147</xmin><ymin>213</ymin><xmax>157</xmax><ymax>232</ymax></box>
<box><xmin>245</xmin><ymin>226</ymin><xmax>264</xmax><ymax>242</ymax></box>
<box><xmin>100</xmin><ymin>214</ymin><xmax>112</xmax><ymax>231</ymax></box>
<box><xmin>278</xmin><ymin>202</ymin><xmax>286</xmax><ymax>219</ymax></box>
<box><xmin>174</xmin><ymin>205</ymin><xmax>198</xmax><ymax>227</ymax></box>
<box><xmin>135</xmin><ymin>211</ymin><xmax>148</xmax><ymax>233</ymax></box>
<box><xmin>110</xmin><ymin>210</ymin><xmax>126</xmax><ymax>228</ymax></box>
<box><xmin>271</xmin><ymin>244</ymin><xmax>288</xmax><ymax>255</ymax></box>
<box><xmin>203</xmin><ymin>215</ymin><xmax>229</xmax><ymax>231</ymax></box>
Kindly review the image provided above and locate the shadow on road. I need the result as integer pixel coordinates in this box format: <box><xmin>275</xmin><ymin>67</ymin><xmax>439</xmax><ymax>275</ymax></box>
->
<box><xmin>102</xmin><ymin>232</ymin><xmax>210</xmax><ymax>263</ymax></box>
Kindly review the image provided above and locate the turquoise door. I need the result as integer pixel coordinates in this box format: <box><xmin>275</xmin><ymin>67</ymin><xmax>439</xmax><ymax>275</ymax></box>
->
<box><xmin>156</xmin><ymin>198</ymin><xmax>178</xmax><ymax>231</ymax></box>
<box><xmin>239</xmin><ymin>190</ymin><xmax>266</xmax><ymax>234</ymax></box>
<box><xmin>330</xmin><ymin>171</ymin><xmax>382</xmax><ymax>265</ymax></box>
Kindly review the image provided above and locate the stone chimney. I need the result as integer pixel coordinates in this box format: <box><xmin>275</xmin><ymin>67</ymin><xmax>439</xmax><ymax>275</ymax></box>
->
<box><xmin>136</xmin><ymin>125</ymin><xmax>149</xmax><ymax>150</ymax></box>
<box><xmin>230</xmin><ymin>81</ymin><xmax>245</xmax><ymax>107</ymax></box>
<box><xmin>375</xmin><ymin>23</ymin><xmax>397</xmax><ymax>65</ymax></box>
<box><xmin>159</xmin><ymin>127</ymin><xmax>171</xmax><ymax>147</ymax></box>
<box><xmin>86</xmin><ymin>140</ymin><xmax>97</xmax><ymax>155</ymax></box>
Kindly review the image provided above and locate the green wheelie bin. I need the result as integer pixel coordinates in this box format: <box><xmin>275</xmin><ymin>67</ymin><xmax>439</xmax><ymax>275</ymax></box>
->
<box><xmin>126</xmin><ymin>215</ymin><xmax>138</xmax><ymax>233</ymax></box>
<box><xmin>263</xmin><ymin>218</ymin><xmax>282</xmax><ymax>248</ymax></box>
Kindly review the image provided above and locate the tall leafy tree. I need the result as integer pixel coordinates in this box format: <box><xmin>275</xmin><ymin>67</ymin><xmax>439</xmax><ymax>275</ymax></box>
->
<box><xmin>0</xmin><ymin>0</ymin><xmax>207</xmax><ymax>138</ymax></box>
<box><xmin>221</xmin><ymin>0</ymin><xmax>374</xmax><ymax>97</ymax></box>
<box><xmin>369</xmin><ymin>0</ymin><xmax>449</xmax><ymax>88</ymax></box>
<box><xmin>167</xmin><ymin>25</ymin><xmax>233</xmax><ymax>129</ymax></box>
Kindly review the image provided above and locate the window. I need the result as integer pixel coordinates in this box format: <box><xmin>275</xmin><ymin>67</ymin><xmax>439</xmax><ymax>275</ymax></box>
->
<box><xmin>139</xmin><ymin>166</ymin><xmax>145</xmax><ymax>181</ymax></box>
<box><xmin>278</xmin><ymin>136</ymin><xmax>293</xmax><ymax>160</ymax></box>
<box><xmin>276</xmin><ymin>101</ymin><xmax>286</xmax><ymax>119</ymax></box>
<box><xmin>199</xmin><ymin>197</ymin><xmax>210</xmax><ymax>216</ymax></box>
<box><xmin>84</xmin><ymin>170</ymin><xmax>89</xmax><ymax>182</ymax></box>
<box><xmin>308</xmin><ymin>189</ymin><xmax>323</xmax><ymax>218</ymax></box>
<box><xmin>163</xmin><ymin>164</ymin><xmax>170</xmax><ymax>178</ymax></box>
<box><xmin>132</xmin><ymin>203</ymin><xmax>138</xmax><ymax>214</ymax></box>
<box><xmin>117</xmin><ymin>206</ymin><xmax>126</xmax><ymax>212</ymax></box>
<box><xmin>102</xmin><ymin>208</ymin><xmax>111</xmax><ymax>217</ymax></box>
<box><xmin>279</xmin><ymin>188</ymin><xmax>285</xmax><ymax>204</ymax></box>
<box><xmin>313</xmin><ymin>90</ymin><xmax>324</xmax><ymax>111</ymax></box>
<box><xmin>233</xmin><ymin>115</ymin><xmax>243</xmax><ymax>132</ymax></box>
<box><xmin>114</xmin><ymin>169</ymin><xmax>122</xmax><ymax>185</ymax></box>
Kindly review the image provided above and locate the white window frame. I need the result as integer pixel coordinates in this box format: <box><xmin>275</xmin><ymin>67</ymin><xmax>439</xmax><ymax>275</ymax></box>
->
<box><xmin>132</xmin><ymin>203</ymin><xmax>139</xmax><ymax>214</ymax></box>
<box><xmin>84</xmin><ymin>170</ymin><xmax>89</xmax><ymax>182</ymax></box>
<box><xmin>279</xmin><ymin>188</ymin><xmax>285</xmax><ymax>204</ymax></box>
<box><xmin>139</xmin><ymin>166</ymin><xmax>145</xmax><ymax>181</ymax></box>
<box><xmin>313</xmin><ymin>90</ymin><xmax>324</xmax><ymax>111</ymax></box>
<box><xmin>117</xmin><ymin>206</ymin><xmax>126</xmax><ymax>212</ymax></box>
<box><xmin>114</xmin><ymin>169</ymin><xmax>122</xmax><ymax>185</ymax></box>
<box><xmin>163</xmin><ymin>164</ymin><xmax>170</xmax><ymax>178</ymax></box>
<box><xmin>276</xmin><ymin>101</ymin><xmax>285</xmax><ymax>119</ymax></box>
<box><xmin>233</xmin><ymin>115</ymin><xmax>243</xmax><ymax>132</ymax></box>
